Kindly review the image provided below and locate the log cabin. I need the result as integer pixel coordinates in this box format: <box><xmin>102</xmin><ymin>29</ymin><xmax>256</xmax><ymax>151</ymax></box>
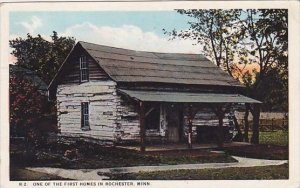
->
<box><xmin>48</xmin><ymin>41</ymin><xmax>261</xmax><ymax>151</ymax></box>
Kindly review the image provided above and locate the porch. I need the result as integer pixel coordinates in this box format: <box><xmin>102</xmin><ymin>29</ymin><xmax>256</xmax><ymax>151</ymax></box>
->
<box><xmin>118</xmin><ymin>89</ymin><xmax>261</xmax><ymax>152</ymax></box>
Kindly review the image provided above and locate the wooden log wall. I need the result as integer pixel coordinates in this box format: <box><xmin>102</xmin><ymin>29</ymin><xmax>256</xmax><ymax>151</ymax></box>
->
<box><xmin>57</xmin><ymin>80</ymin><xmax>119</xmax><ymax>141</ymax></box>
<box><xmin>115</xmin><ymin>102</ymin><xmax>233</xmax><ymax>143</ymax></box>
<box><xmin>115</xmin><ymin>96</ymin><xmax>140</xmax><ymax>142</ymax></box>
<box><xmin>115</xmin><ymin>97</ymin><xmax>167</xmax><ymax>143</ymax></box>
<box><xmin>61</xmin><ymin>48</ymin><xmax>109</xmax><ymax>84</ymax></box>
<box><xmin>57</xmin><ymin>83</ymin><xmax>233</xmax><ymax>143</ymax></box>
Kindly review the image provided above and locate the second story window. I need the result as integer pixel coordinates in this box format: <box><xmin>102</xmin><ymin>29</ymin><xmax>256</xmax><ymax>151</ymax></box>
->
<box><xmin>80</xmin><ymin>56</ymin><xmax>88</xmax><ymax>82</ymax></box>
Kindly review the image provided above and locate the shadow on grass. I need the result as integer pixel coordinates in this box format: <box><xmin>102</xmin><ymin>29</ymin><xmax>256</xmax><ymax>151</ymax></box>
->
<box><xmin>107</xmin><ymin>163</ymin><xmax>289</xmax><ymax>180</ymax></box>
<box><xmin>221</xmin><ymin>144</ymin><xmax>288</xmax><ymax>160</ymax></box>
<box><xmin>10</xmin><ymin>140</ymin><xmax>237</xmax><ymax>170</ymax></box>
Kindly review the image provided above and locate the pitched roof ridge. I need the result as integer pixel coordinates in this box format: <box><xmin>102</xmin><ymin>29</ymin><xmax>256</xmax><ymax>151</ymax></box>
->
<box><xmin>93</xmin><ymin>55</ymin><xmax>212</xmax><ymax>66</ymax></box>
<box><xmin>78</xmin><ymin>41</ymin><xmax>206</xmax><ymax>56</ymax></box>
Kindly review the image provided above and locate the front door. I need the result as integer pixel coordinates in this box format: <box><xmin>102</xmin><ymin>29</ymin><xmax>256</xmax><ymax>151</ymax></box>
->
<box><xmin>166</xmin><ymin>104</ymin><xmax>180</xmax><ymax>142</ymax></box>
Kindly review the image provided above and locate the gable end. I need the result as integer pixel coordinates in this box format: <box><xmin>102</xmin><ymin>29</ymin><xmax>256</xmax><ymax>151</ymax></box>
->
<box><xmin>48</xmin><ymin>43</ymin><xmax>113</xmax><ymax>100</ymax></box>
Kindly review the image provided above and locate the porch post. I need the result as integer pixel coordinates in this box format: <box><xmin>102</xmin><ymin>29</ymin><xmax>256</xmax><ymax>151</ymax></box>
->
<box><xmin>139</xmin><ymin>101</ymin><xmax>146</xmax><ymax>152</ymax></box>
<box><xmin>187</xmin><ymin>105</ymin><xmax>193</xmax><ymax>149</ymax></box>
<box><xmin>211</xmin><ymin>105</ymin><xmax>227</xmax><ymax>148</ymax></box>
<box><xmin>217</xmin><ymin>112</ymin><xmax>225</xmax><ymax>148</ymax></box>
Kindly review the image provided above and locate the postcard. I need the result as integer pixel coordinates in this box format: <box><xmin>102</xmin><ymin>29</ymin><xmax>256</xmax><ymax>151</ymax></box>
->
<box><xmin>0</xmin><ymin>1</ymin><xmax>299</xmax><ymax>188</ymax></box>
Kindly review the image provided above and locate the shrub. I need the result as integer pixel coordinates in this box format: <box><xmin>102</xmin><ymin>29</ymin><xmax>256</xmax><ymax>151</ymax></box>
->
<box><xmin>10</xmin><ymin>73</ymin><xmax>48</xmax><ymax>142</ymax></box>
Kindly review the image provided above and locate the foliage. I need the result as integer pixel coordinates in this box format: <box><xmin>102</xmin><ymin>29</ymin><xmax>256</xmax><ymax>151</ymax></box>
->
<box><xmin>165</xmin><ymin>9</ymin><xmax>288</xmax><ymax>112</ymax></box>
<box><xmin>9</xmin><ymin>31</ymin><xmax>76</xmax><ymax>84</ymax></box>
<box><xmin>242</xmin><ymin>9</ymin><xmax>288</xmax><ymax>78</ymax></box>
<box><xmin>164</xmin><ymin>9</ymin><xmax>242</xmax><ymax>76</ymax></box>
<box><xmin>255</xmin><ymin>68</ymin><xmax>288</xmax><ymax>111</ymax></box>
<box><xmin>9</xmin><ymin>73</ymin><xmax>48</xmax><ymax>138</ymax></box>
<box><xmin>241</xmin><ymin>9</ymin><xmax>288</xmax><ymax>110</ymax></box>
<box><xmin>108</xmin><ymin>164</ymin><xmax>288</xmax><ymax>180</ymax></box>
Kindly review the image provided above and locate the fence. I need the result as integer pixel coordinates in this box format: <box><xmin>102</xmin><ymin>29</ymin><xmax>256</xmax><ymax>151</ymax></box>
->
<box><xmin>239</xmin><ymin>118</ymin><xmax>288</xmax><ymax>131</ymax></box>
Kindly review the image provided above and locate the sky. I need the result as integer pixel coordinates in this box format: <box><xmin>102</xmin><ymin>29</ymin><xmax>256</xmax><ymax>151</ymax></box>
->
<box><xmin>9</xmin><ymin>11</ymin><xmax>203</xmax><ymax>63</ymax></box>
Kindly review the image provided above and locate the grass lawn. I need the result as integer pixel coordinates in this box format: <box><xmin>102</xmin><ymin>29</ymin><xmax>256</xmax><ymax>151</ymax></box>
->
<box><xmin>107</xmin><ymin>164</ymin><xmax>288</xmax><ymax>180</ymax></box>
<box><xmin>10</xmin><ymin>131</ymin><xmax>288</xmax><ymax>180</ymax></box>
<box><xmin>247</xmin><ymin>130</ymin><xmax>288</xmax><ymax>146</ymax></box>
<box><xmin>10</xmin><ymin>140</ymin><xmax>237</xmax><ymax>171</ymax></box>
<box><xmin>222</xmin><ymin>130</ymin><xmax>288</xmax><ymax>160</ymax></box>
<box><xmin>258</xmin><ymin>130</ymin><xmax>288</xmax><ymax>146</ymax></box>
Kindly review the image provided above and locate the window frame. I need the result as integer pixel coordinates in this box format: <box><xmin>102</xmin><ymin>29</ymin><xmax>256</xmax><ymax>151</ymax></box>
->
<box><xmin>81</xmin><ymin>102</ymin><xmax>90</xmax><ymax>130</ymax></box>
<box><xmin>79</xmin><ymin>55</ymin><xmax>89</xmax><ymax>82</ymax></box>
<box><xmin>145</xmin><ymin>106</ymin><xmax>161</xmax><ymax>131</ymax></box>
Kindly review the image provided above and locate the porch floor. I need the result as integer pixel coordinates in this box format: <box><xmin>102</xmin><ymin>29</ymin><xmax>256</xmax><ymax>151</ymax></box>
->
<box><xmin>116</xmin><ymin>142</ymin><xmax>251</xmax><ymax>152</ymax></box>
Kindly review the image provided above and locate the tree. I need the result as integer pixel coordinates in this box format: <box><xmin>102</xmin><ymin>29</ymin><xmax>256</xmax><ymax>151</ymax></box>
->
<box><xmin>164</xmin><ymin>9</ymin><xmax>243</xmax><ymax>76</ymax></box>
<box><xmin>240</xmin><ymin>9</ymin><xmax>288</xmax><ymax>103</ymax></box>
<box><xmin>242</xmin><ymin>10</ymin><xmax>288</xmax><ymax>79</ymax></box>
<box><xmin>165</xmin><ymin>9</ymin><xmax>288</xmax><ymax>144</ymax></box>
<box><xmin>9</xmin><ymin>31</ymin><xmax>76</xmax><ymax>84</ymax></box>
<box><xmin>240</xmin><ymin>9</ymin><xmax>288</xmax><ymax>144</ymax></box>
<box><xmin>10</xmin><ymin>73</ymin><xmax>48</xmax><ymax>140</ymax></box>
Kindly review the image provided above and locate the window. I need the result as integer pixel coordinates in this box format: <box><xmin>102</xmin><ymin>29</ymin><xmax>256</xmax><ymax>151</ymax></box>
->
<box><xmin>145</xmin><ymin>106</ymin><xmax>160</xmax><ymax>130</ymax></box>
<box><xmin>81</xmin><ymin>102</ymin><xmax>89</xmax><ymax>129</ymax></box>
<box><xmin>80</xmin><ymin>56</ymin><xmax>88</xmax><ymax>82</ymax></box>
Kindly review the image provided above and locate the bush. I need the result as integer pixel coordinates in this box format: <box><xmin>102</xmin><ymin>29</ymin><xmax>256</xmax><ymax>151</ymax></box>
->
<box><xmin>10</xmin><ymin>73</ymin><xmax>48</xmax><ymax>142</ymax></box>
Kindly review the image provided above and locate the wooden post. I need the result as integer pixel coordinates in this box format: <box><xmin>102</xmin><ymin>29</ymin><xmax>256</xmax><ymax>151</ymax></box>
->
<box><xmin>211</xmin><ymin>105</ymin><xmax>227</xmax><ymax>148</ymax></box>
<box><xmin>187</xmin><ymin>105</ymin><xmax>193</xmax><ymax>149</ymax></box>
<box><xmin>244</xmin><ymin>104</ymin><xmax>250</xmax><ymax>142</ymax></box>
<box><xmin>217</xmin><ymin>111</ymin><xmax>225</xmax><ymax>148</ymax></box>
<box><xmin>139</xmin><ymin>101</ymin><xmax>146</xmax><ymax>152</ymax></box>
<box><xmin>251</xmin><ymin>103</ymin><xmax>261</xmax><ymax>145</ymax></box>
<box><xmin>232</xmin><ymin>115</ymin><xmax>243</xmax><ymax>141</ymax></box>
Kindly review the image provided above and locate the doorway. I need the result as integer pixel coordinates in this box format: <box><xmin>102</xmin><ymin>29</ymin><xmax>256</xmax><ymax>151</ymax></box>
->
<box><xmin>166</xmin><ymin>104</ymin><xmax>183</xmax><ymax>142</ymax></box>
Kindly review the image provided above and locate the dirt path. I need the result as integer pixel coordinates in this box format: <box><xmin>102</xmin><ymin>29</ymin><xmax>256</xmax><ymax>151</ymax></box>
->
<box><xmin>27</xmin><ymin>156</ymin><xmax>288</xmax><ymax>180</ymax></box>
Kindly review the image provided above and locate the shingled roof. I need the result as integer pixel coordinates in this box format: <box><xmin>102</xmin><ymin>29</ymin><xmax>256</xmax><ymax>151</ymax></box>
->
<box><xmin>79</xmin><ymin>41</ymin><xmax>242</xmax><ymax>87</ymax></box>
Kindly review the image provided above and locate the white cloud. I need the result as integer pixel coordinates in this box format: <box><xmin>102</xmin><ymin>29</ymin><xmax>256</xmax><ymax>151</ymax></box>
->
<box><xmin>61</xmin><ymin>22</ymin><xmax>203</xmax><ymax>54</ymax></box>
<box><xmin>20</xmin><ymin>16</ymin><xmax>43</xmax><ymax>34</ymax></box>
<box><xmin>8</xmin><ymin>22</ymin><xmax>204</xmax><ymax>64</ymax></box>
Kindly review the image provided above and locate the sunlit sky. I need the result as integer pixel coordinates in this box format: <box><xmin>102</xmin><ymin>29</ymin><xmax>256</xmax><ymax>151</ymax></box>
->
<box><xmin>8</xmin><ymin>10</ymin><xmax>260</xmax><ymax>76</ymax></box>
<box><xmin>9</xmin><ymin>11</ymin><xmax>203</xmax><ymax>58</ymax></box>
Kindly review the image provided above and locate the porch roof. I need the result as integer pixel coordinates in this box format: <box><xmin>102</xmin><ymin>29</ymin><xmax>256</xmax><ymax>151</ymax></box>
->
<box><xmin>118</xmin><ymin>89</ymin><xmax>261</xmax><ymax>103</ymax></box>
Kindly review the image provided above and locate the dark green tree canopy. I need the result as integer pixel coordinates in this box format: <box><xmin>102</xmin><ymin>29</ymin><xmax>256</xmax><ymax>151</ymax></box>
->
<box><xmin>9</xmin><ymin>31</ymin><xmax>76</xmax><ymax>84</ymax></box>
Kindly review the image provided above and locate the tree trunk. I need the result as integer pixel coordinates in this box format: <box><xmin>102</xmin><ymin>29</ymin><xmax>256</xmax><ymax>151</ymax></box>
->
<box><xmin>244</xmin><ymin>104</ymin><xmax>250</xmax><ymax>142</ymax></box>
<box><xmin>251</xmin><ymin>104</ymin><xmax>261</xmax><ymax>144</ymax></box>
